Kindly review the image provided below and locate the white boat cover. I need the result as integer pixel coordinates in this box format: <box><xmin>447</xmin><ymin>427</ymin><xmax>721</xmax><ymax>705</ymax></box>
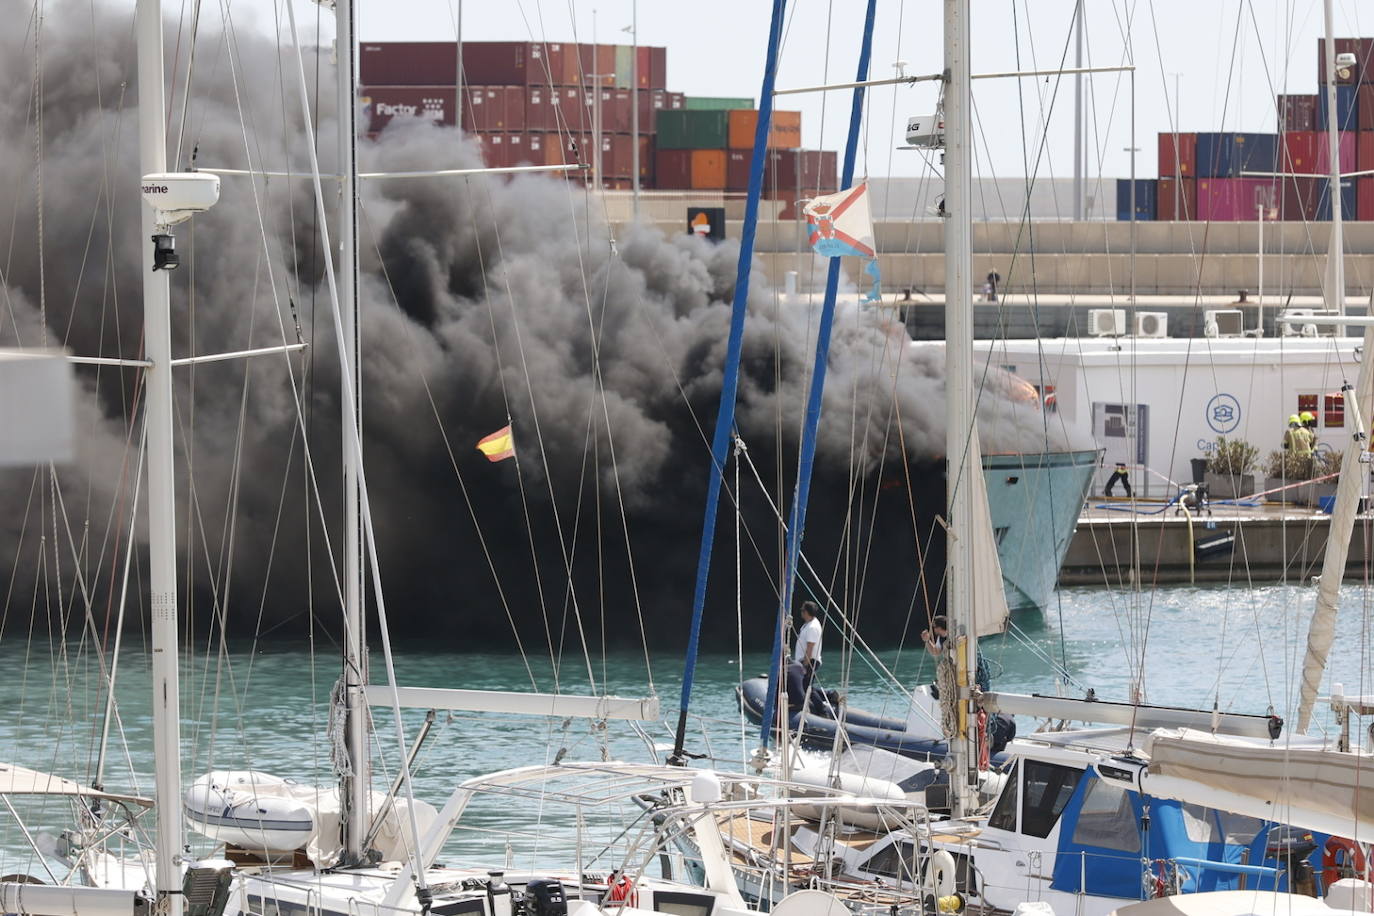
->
<box><xmin>1144</xmin><ymin>729</ymin><xmax>1374</xmax><ymax>835</ymax></box>
<box><xmin>968</xmin><ymin>428</ymin><xmax>1010</xmax><ymax>637</ymax></box>
<box><xmin>0</xmin><ymin>763</ymin><xmax>152</xmax><ymax>808</ymax></box>
<box><xmin>1107</xmin><ymin>889</ymin><xmax>1361</xmax><ymax>916</ymax></box>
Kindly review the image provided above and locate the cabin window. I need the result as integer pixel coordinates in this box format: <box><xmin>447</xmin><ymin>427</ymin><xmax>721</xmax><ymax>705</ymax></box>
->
<box><xmin>862</xmin><ymin>840</ymin><xmax>917</xmax><ymax>880</ymax></box>
<box><xmin>1217</xmin><ymin>811</ymin><xmax>1265</xmax><ymax>846</ymax></box>
<box><xmin>1181</xmin><ymin>803</ymin><xmax>1218</xmax><ymax>843</ymax></box>
<box><xmin>1070</xmin><ymin>778</ymin><xmax>1140</xmax><ymax>852</ymax></box>
<box><xmin>988</xmin><ymin>761</ymin><xmax>1019</xmax><ymax>831</ymax></box>
<box><xmin>653</xmin><ymin>891</ymin><xmax>714</xmax><ymax>916</ymax></box>
<box><xmin>1020</xmin><ymin>760</ymin><xmax>1082</xmax><ymax>839</ymax></box>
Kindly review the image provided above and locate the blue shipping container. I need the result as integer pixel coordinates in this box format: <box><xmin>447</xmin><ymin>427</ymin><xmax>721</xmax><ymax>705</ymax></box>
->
<box><xmin>1195</xmin><ymin>132</ymin><xmax>1279</xmax><ymax>178</ymax></box>
<box><xmin>1317</xmin><ymin>85</ymin><xmax>1358</xmax><ymax>131</ymax></box>
<box><xmin>1116</xmin><ymin>178</ymin><xmax>1157</xmax><ymax>220</ymax></box>
<box><xmin>1316</xmin><ymin>177</ymin><xmax>1357</xmax><ymax>220</ymax></box>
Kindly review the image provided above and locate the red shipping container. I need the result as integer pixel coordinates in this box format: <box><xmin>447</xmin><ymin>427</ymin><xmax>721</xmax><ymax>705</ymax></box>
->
<box><xmin>667</xmin><ymin>92</ymin><xmax>686</xmax><ymax>110</ymax></box>
<box><xmin>637</xmin><ymin>135</ymin><xmax>654</xmax><ymax>183</ymax></box>
<box><xmin>506</xmin><ymin>131</ymin><xmax>527</xmax><ymax>166</ymax></box>
<box><xmin>1156</xmin><ymin>178</ymin><xmax>1197</xmax><ymax>220</ymax></box>
<box><xmin>1316</xmin><ymin>131</ymin><xmax>1356</xmax><ymax>173</ymax></box>
<box><xmin>460</xmin><ymin>42</ymin><xmax>565</xmax><ymax>86</ymax></box>
<box><xmin>762</xmin><ymin>149</ymin><xmax>838</xmax><ymax>192</ymax></box>
<box><xmin>362</xmin><ymin>86</ymin><xmax>455</xmax><ymax>133</ymax></box>
<box><xmin>1158</xmin><ymin>132</ymin><xmax>1196</xmax><ymax>179</ymax></box>
<box><xmin>577</xmin><ymin>44</ymin><xmax>617</xmax><ymax>87</ymax></box>
<box><xmin>1359</xmin><ymin>177</ymin><xmax>1374</xmax><ymax>219</ymax></box>
<box><xmin>552</xmin><ymin>87</ymin><xmax>585</xmax><ymax>132</ymax></box>
<box><xmin>611</xmin><ymin>134</ymin><xmax>634</xmax><ymax>178</ymax></box>
<box><xmin>526</xmin><ymin>86</ymin><xmax>555</xmax><ymax>131</ymax></box>
<box><xmin>1197</xmin><ymin>177</ymin><xmax>1278</xmax><ymax>221</ymax></box>
<box><xmin>1282</xmin><ymin>176</ymin><xmax>1322</xmax><ymax>221</ymax></box>
<box><xmin>1282</xmin><ymin>131</ymin><xmax>1319</xmax><ymax>174</ymax></box>
<box><xmin>474</xmin><ymin>132</ymin><xmax>510</xmax><ymax>169</ymax></box>
<box><xmin>649</xmin><ymin>47</ymin><xmax>668</xmax><ymax>91</ymax></box>
<box><xmin>655</xmin><ymin>149</ymin><xmax>692</xmax><ymax>189</ymax></box>
<box><xmin>1278</xmin><ymin>94</ymin><xmax>1318</xmax><ymax>131</ymax></box>
<box><xmin>635</xmin><ymin>46</ymin><xmax>653</xmax><ymax>89</ymax></box>
<box><xmin>361</xmin><ymin>43</ymin><xmax>455</xmax><ymax>86</ymax></box>
<box><xmin>1319</xmin><ymin>37</ymin><xmax>1367</xmax><ymax>86</ymax></box>
<box><xmin>611</xmin><ymin>90</ymin><xmax>633</xmax><ymax>133</ymax></box>
<box><xmin>501</xmin><ymin>86</ymin><xmax>526</xmax><ymax>132</ymax></box>
<box><xmin>639</xmin><ymin>89</ymin><xmax>667</xmax><ymax>128</ymax></box>
<box><xmin>461</xmin><ymin>87</ymin><xmax>498</xmax><ymax>131</ymax></box>
<box><xmin>1359</xmin><ymin>132</ymin><xmax>1374</xmax><ymax>172</ymax></box>
<box><xmin>726</xmin><ymin>150</ymin><xmax>750</xmax><ymax>191</ymax></box>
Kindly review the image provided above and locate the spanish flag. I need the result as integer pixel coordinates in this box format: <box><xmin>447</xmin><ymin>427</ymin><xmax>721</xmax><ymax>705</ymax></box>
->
<box><xmin>476</xmin><ymin>424</ymin><xmax>515</xmax><ymax>462</ymax></box>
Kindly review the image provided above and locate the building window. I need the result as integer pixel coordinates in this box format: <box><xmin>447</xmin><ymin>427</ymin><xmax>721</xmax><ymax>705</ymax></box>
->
<box><xmin>1297</xmin><ymin>393</ymin><xmax>1318</xmax><ymax>415</ymax></box>
<box><xmin>1325</xmin><ymin>393</ymin><xmax>1345</xmax><ymax>428</ymax></box>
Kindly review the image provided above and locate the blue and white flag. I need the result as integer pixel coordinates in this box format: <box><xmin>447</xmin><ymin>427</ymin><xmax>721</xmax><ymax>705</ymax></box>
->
<box><xmin>804</xmin><ymin>181</ymin><xmax>881</xmax><ymax>302</ymax></box>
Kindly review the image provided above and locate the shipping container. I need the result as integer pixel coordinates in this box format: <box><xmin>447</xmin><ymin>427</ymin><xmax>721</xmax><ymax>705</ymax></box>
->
<box><xmin>685</xmin><ymin>97</ymin><xmax>755</xmax><ymax>111</ymax></box>
<box><xmin>1358</xmin><ymin>85</ymin><xmax>1374</xmax><ymax>133</ymax></box>
<box><xmin>649</xmin><ymin>47</ymin><xmax>668</xmax><ymax>91</ymax></box>
<box><xmin>361</xmin><ymin>43</ymin><xmax>455</xmax><ymax>86</ymax></box>
<box><xmin>635</xmin><ymin>46</ymin><xmax>653</xmax><ymax>90</ymax></box>
<box><xmin>609</xmin><ymin>90</ymin><xmax>633</xmax><ymax>133</ymax></box>
<box><xmin>614</xmin><ymin>45</ymin><xmax>634</xmax><ymax>89</ymax></box>
<box><xmin>1281</xmin><ymin>131</ymin><xmax>1319</xmax><ymax>175</ymax></box>
<box><xmin>726</xmin><ymin>150</ymin><xmax>750</xmax><ymax>191</ymax></box>
<box><xmin>1195</xmin><ymin>132</ymin><xmax>1279</xmax><ymax>178</ymax></box>
<box><xmin>764</xmin><ymin>149</ymin><xmax>839</xmax><ymax>192</ymax></box>
<box><xmin>1157</xmin><ymin>132</ymin><xmax>1196</xmax><ymax>179</ymax></box>
<box><xmin>474</xmin><ymin>131</ymin><xmax>510</xmax><ymax>169</ymax></box>
<box><xmin>637</xmin><ymin>135</ymin><xmax>654</xmax><ymax>183</ymax></box>
<box><xmin>639</xmin><ymin>89</ymin><xmax>667</xmax><ymax>130</ymax></box>
<box><xmin>1156</xmin><ymin>178</ymin><xmax>1196</xmax><ymax>220</ymax></box>
<box><xmin>463</xmin><ymin>42</ymin><xmax>565</xmax><ymax>86</ymax></box>
<box><xmin>362</xmin><ymin>86</ymin><xmax>454</xmax><ymax>133</ymax></box>
<box><xmin>667</xmin><ymin>92</ymin><xmax>686</xmax><ymax>110</ymax></box>
<box><xmin>1319</xmin><ymin>37</ymin><xmax>1368</xmax><ymax>85</ymax></box>
<box><xmin>1115</xmin><ymin>178</ymin><xmax>1158</xmax><ymax>221</ymax></box>
<box><xmin>1196</xmin><ymin>177</ymin><xmax>1278</xmax><ymax>221</ymax></box>
<box><xmin>654</xmin><ymin>149</ymin><xmax>692</xmax><ymax>189</ymax></box>
<box><xmin>1360</xmin><ymin>132</ymin><xmax>1374</xmax><ymax>173</ymax></box>
<box><xmin>554</xmin><ymin>87</ymin><xmax>585</xmax><ymax>132</ymax></box>
<box><xmin>461</xmin><ymin>86</ymin><xmax>525</xmax><ymax>132</ymax></box>
<box><xmin>1316</xmin><ymin>131</ymin><xmax>1356</xmax><ymax>173</ymax></box>
<box><xmin>1316</xmin><ymin>176</ymin><xmax>1357</xmax><ymax>220</ymax></box>
<box><xmin>690</xmin><ymin>149</ymin><xmax>727</xmax><ymax>189</ymax></box>
<box><xmin>727</xmin><ymin>109</ymin><xmax>802</xmax><ymax>150</ymax></box>
<box><xmin>524</xmin><ymin>131</ymin><xmax>558</xmax><ymax>167</ymax></box>
<box><xmin>656</xmin><ymin>110</ymin><xmax>730</xmax><ymax>149</ymax></box>
<box><xmin>1278</xmin><ymin>94</ymin><xmax>1319</xmax><ymax>131</ymax></box>
<box><xmin>1318</xmin><ymin>84</ymin><xmax>1359</xmax><ymax>131</ymax></box>
<box><xmin>526</xmin><ymin>86</ymin><xmax>556</xmax><ymax>131</ymax></box>
<box><xmin>1282</xmin><ymin>177</ymin><xmax>1322</xmax><ymax>221</ymax></box>
<box><xmin>577</xmin><ymin>43</ymin><xmax>618</xmax><ymax>87</ymax></box>
<box><xmin>1359</xmin><ymin>177</ymin><xmax>1374</xmax><ymax>219</ymax></box>
<box><xmin>506</xmin><ymin>132</ymin><xmax>527</xmax><ymax>167</ymax></box>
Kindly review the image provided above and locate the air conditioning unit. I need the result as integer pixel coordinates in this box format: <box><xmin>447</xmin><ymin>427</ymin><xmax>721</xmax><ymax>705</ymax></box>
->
<box><xmin>1134</xmin><ymin>312</ymin><xmax>1169</xmax><ymax>338</ymax></box>
<box><xmin>1204</xmin><ymin>309</ymin><xmax>1244</xmax><ymax>338</ymax></box>
<box><xmin>1089</xmin><ymin>308</ymin><xmax>1127</xmax><ymax>337</ymax></box>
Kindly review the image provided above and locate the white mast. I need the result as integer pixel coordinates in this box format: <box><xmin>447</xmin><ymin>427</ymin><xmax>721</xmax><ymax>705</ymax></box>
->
<box><xmin>1296</xmin><ymin>0</ymin><xmax>1371</xmax><ymax>733</ymax></box>
<box><xmin>135</xmin><ymin>0</ymin><xmax>184</xmax><ymax>912</ymax></box>
<box><xmin>943</xmin><ymin>0</ymin><xmax>978</xmax><ymax>816</ymax></box>
<box><xmin>335</xmin><ymin>0</ymin><xmax>370</xmax><ymax>865</ymax></box>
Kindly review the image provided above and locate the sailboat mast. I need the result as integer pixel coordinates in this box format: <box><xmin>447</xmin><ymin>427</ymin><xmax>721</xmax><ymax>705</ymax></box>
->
<box><xmin>943</xmin><ymin>0</ymin><xmax>978</xmax><ymax>817</ymax></box>
<box><xmin>135</xmin><ymin>0</ymin><xmax>184</xmax><ymax>912</ymax></box>
<box><xmin>336</xmin><ymin>0</ymin><xmax>371</xmax><ymax>866</ymax></box>
<box><xmin>1296</xmin><ymin>0</ymin><xmax>1371</xmax><ymax>733</ymax></box>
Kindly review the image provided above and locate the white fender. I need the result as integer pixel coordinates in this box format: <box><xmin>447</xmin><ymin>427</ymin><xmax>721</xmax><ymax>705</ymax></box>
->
<box><xmin>924</xmin><ymin>849</ymin><xmax>957</xmax><ymax>898</ymax></box>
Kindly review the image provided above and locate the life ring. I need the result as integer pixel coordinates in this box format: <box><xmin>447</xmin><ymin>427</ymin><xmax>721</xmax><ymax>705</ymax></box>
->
<box><xmin>924</xmin><ymin>849</ymin><xmax>957</xmax><ymax>898</ymax></box>
<box><xmin>1323</xmin><ymin>837</ymin><xmax>1368</xmax><ymax>892</ymax></box>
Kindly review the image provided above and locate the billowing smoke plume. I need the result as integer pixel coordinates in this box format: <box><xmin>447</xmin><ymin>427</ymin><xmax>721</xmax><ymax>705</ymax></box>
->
<box><xmin>0</xmin><ymin>1</ymin><xmax>1080</xmax><ymax>652</ymax></box>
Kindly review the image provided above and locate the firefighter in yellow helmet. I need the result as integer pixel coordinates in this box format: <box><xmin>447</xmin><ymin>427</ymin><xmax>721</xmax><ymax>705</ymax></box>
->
<box><xmin>1300</xmin><ymin>410</ymin><xmax>1318</xmax><ymax>450</ymax></box>
<box><xmin>1284</xmin><ymin>415</ymin><xmax>1314</xmax><ymax>456</ymax></box>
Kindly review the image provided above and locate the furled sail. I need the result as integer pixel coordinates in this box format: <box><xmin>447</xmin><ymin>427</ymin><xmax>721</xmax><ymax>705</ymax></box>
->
<box><xmin>968</xmin><ymin>428</ymin><xmax>1010</xmax><ymax>637</ymax></box>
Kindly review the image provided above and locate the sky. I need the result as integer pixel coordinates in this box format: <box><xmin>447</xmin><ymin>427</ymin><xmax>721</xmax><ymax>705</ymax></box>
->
<box><xmin>213</xmin><ymin>0</ymin><xmax>1370</xmax><ymax>182</ymax></box>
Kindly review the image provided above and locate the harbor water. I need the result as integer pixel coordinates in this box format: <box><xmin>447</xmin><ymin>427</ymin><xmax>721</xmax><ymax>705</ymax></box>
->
<box><xmin>1</xmin><ymin>582</ymin><xmax>1370</xmax><ymax>876</ymax></box>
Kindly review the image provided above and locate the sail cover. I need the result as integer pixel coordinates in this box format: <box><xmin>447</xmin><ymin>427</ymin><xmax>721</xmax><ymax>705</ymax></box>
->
<box><xmin>1145</xmin><ymin>728</ymin><xmax>1374</xmax><ymax>835</ymax></box>
<box><xmin>968</xmin><ymin>428</ymin><xmax>1010</xmax><ymax>637</ymax></box>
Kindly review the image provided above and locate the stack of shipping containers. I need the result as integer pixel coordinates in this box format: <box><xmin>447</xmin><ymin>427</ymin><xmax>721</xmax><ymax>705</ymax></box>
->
<box><xmin>1131</xmin><ymin>36</ymin><xmax>1374</xmax><ymax>221</ymax></box>
<box><xmin>360</xmin><ymin>40</ymin><xmax>679</xmax><ymax>188</ymax></box>
<box><xmin>360</xmin><ymin>41</ymin><xmax>838</xmax><ymax>199</ymax></box>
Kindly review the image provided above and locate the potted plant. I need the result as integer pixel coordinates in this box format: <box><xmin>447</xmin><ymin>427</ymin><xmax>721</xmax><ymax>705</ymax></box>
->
<box><xmin>1263</xmin><ymin>449</ymin><xmax>1316</xmax><ymax>504</ymax></box>
<box><xmin>1310</xmin><ymin>448</ymin><xmax>1343</xmax><ymax>509</ymax></box>
<box><xmin>1205</xmin><ymin>436</ymin><xmax>1259</xmax><ymax>499</ymax></box>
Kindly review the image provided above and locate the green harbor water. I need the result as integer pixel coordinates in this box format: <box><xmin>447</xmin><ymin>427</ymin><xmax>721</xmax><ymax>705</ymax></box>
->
<box><xmin>1</xmin><ymin>583</ymin><xmax>1370</xmax><ymax>876</ymax></box>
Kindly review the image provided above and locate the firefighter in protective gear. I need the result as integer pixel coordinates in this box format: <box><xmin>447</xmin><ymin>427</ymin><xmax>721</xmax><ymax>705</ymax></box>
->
<box><xmin>1284</xmin><ymin>415</ymin><xmax>1314</xmax><ymax>456</ymax></box>
<box><xmin>1301</xmin><ymin>410</ymin><xmax>1318</xmax><ymax>448</ymax></box>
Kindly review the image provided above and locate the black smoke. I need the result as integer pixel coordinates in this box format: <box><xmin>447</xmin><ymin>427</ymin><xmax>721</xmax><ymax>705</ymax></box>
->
<box><xmin>0</xmin><ymin>1</ymin><xmax>1076</xmax><ymax>654</ymax></box>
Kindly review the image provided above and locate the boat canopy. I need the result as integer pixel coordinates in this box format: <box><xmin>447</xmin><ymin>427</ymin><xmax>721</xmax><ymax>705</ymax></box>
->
<box><xmin>0</xmin><ymin>763</ymin><xmax>152</xmax><ymax>808</ymax></box>
<box><xmin>1146</xmin><ymin>729</ymin><xmax>1374</xmax><ymax>836</ymax></box>
<box><xmin>1107</xmin><ymin>889</ymin><xmax>1354</xmax><ymax>916</ymax></box>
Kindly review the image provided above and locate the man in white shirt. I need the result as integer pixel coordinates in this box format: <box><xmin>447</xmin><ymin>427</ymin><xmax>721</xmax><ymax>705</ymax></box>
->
<box><xmin>793</xmin><ymin>601</ymin><xmax>823</xmax><ymax>689</ymax></box>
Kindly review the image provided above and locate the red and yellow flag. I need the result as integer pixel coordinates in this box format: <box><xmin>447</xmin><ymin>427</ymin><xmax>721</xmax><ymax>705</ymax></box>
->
<box><xmin>476</xmin><ymin>424</ymin><xmax>515</xmax><ymax>462</ymax></box>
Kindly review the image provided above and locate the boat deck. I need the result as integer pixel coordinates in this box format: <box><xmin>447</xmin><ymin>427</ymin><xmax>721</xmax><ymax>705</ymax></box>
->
<box><xmin>1064</xmin><ymin>495</ymin><xmax>1369</xmax><ymax>586</ymax></box>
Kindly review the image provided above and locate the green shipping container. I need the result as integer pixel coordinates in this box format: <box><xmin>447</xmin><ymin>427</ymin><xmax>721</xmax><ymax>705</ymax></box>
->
<box><xmin>656</xmin><ymin>110</ymin><xmax>730</xmax><ymax>149</ymax></box>
<box><xmin>684</xmin><ymin>96</ymin><xmax>755</xmax><ymax>111</ymax></box>
<box><xmin>614</xmin><ymin>45</ymin><xmax>634</xmax><ymax>88</ymax></box>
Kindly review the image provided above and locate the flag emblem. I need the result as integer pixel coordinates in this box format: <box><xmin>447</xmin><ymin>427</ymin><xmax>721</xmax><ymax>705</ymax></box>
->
<box><xmin>804</xmin><ymin>182</ymin><xmax>881</xmax><ymax>302</ymax></box>
<box><xmin>476</xmin><ymin>424</ymin><xmax>515</xmax><ymax>462</ymax></box>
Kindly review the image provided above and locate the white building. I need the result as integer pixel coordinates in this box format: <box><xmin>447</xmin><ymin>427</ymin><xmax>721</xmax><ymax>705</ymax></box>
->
<box><xmin>975</xmin><ymin>334</ymin><xmax>1361</xmax><ymax>497</ymax></box>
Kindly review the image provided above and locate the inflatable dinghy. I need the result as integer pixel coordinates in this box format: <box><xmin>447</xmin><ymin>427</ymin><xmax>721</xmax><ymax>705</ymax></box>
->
<box><xmin>184</xmin><ymin>771</ymin><xmax>315</xmax><ymax>852</ymax></box>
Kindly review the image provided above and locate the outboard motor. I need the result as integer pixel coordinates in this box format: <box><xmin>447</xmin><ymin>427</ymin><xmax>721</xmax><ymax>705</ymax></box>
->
<box><xmin>524</xmin><ymin>880</ymin><xmax>568</xmax><ymax>916</ymax></box>
<box><xmin>487</xmin><ymin>871</ymin><xmax>513</xmax><ymax>916</ymax></box>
